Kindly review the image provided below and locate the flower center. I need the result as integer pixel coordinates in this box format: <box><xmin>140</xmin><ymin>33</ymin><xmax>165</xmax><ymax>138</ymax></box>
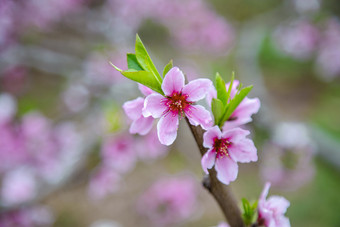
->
<box><xmin>163</xmin><ymin>92</ymin><xmax>192</xmax><ymax>116</ymax></box>
<box><xmin>213</xmin><ymin>138</ymin><xmax>232</xmax><ymax>159</ymax></box>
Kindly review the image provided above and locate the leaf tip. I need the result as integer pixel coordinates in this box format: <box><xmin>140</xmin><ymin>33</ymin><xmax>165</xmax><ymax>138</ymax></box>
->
<box><xmin>109</xmin><ymin>61</ymin><xmax>122</xmax><ymax>72</ymax></box>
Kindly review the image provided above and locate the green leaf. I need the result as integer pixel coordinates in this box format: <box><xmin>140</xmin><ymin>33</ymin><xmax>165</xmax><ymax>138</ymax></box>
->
<box><xmin>221</xmin><ymin>85</ymin><xmax>253</xmax><ymax>124</ymax></box>
<box><xmin>135</xmin><ymin>34</ymin><xmax>162</xmax><ymax>83</ymax></box>
<box><xmin>163</xmin><ymin>59</ymin><xmax>173</xmax><ymax>77</ymax></box>
<box><xmin>215</xmin><ymin>73</ymin><xmax>228</xmax><ymax>104</ymax></box>
<box><xmin>127</xmin><ymin>53</ymin><xmax>144</xmax><ymax>71</ymax></box>
<box><xmin>110</xmin><ymin>61</ymin><xmax>123</xmax><ymax>72</ymax></box>
<box><xmin>241</xmin><ymin>198</ymin><xmax>258</xmax><ymax>226</ymax></box>
<box><xmin>110</xmin><ymin>62</ymin><xmax>163</xmax><ymax>95</ymax></box>
<box><xmin>212</xmin><ymin>98</ymin><xmax>224</xmax><ymax>125</ymax></box>
<box><xmin>121</xmin><ymin>70</ymin><xmax>163</xmax><ymax>94</ymax></box>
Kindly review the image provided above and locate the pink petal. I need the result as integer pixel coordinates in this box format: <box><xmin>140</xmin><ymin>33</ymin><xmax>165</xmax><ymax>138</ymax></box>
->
<box><xmin>223</xmin><ymin>97</ymin><xmax>260</xmax><ymax>130</ymax></box>
<box><xmin>225</xmin><ymin>80</ymin><xmax>240</xmax><ymax>99</ymax></box>
<box><xmin>162</xmin><ymin>67</ymin><xmax>185</xmax><ymax>96</ymax></box>
<box><xmin>182</xmin><ymin>78</ymin><xmax>212</xmax><ymax>102</ymax></box>
<box><xmin>123</xmin><ymin>97</ymin><xmax>144</xmax><ymax>120</ymax></box>
<box><xmin>206</xmin><ymin>84</ymin><xmax>217</xmax><ymax>107</ymax></box>
<box><xmin>228</xmin><ymin>138</ymin><xmax>257</xmax><ymax>163</ymax></box>
<box><xmin>260</xmin><ymin>182</ymin><xmax>271</xmax><ymax>201</ymax></box>
<box><xmin>203</xmin><ymin>125</ymin><xmax>221</xmax><ymax>148</ymax></box>
<box><xmin>222</xmin><ymin>128</ymin><xmax>250</xmax><ymax>143</ymax></box>
<box><xmin>143</xmin><ymin>93</ymin><xmax>167</xmax><ymax>118</ymax></box>
<box><xmin>138</xmin><ymin>84</ymin><xmax>154</xmax><ymax>96</ymax></box>
<box><xmin>276</xmin><ymin>216</ymin><xmax>291</xmax><ymax>227</ymax></box>
<box><xmin>215</xmin><ymin>156</ymin><xmax>238</xmax><ymax>185</ymax></box>
<box><xmin>129</xmin><ymin>116</ymin><xmax>154</xmax><ymax>135</ymax></box>
<box><xmin>201</xmin><ymin>148</ymin><xmax>216</xmax><ymax>174</ymax></box>
<box><xmin>186</xmin><ymin>104</ymin><xmax>213</xmax><ymax>129</ymax></box>
<box><xmin>157</xmin><ymin>113</ymin><xmax>179</xmax><ymax>146</ymax></box>
<box><xmin>267</xmin><ymin>196</ymin><xmax>290</xmax><ymax>214</ymax></box>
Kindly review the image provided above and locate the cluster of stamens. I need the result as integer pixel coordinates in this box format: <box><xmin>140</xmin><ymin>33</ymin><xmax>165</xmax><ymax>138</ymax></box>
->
<box><xmin>213</xmin><ymin>138</ymin><xmax>232</xmax><ymax>159</ymax></box>
<box><xmin>162</xmin><ymin>92</ymin><xmax>192</xmax><ymax>117</ymax></box>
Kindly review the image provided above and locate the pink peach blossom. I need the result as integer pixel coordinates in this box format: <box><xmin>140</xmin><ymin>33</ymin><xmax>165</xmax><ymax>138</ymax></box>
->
<box><xmin>201</xmin><ymin>126</ymin><xmax>257</xmax><ymax>185</ymax></box>
<box><xmin>143</xmin><ymin>67</ymin><xmax>212</xmax><ymax>145</ymax></box>
<box><xmin>258</xmin><ymin>182</ymin><xmax>291</xmax><ymax>227</ymax></box>
<box><xmin>207</xmin><ymin>80</ymin><xmax>260</xmax><ymax>130</ymax></box>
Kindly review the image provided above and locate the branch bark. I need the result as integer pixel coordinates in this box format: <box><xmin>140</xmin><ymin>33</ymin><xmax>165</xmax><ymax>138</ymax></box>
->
<box><xmin>185</xmin><ymin>118</ymin><xmax>245</xmax><ymax>227</ymax></box>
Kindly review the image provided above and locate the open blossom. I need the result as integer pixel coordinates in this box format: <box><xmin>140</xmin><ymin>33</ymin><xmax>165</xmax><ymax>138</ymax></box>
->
<box><xmin>201</xmin><ymin>126</ymin><xmax>257</xmax><ymax>185</ymax></box>
<box><xmin>207</xmin><ymin>80</ymin><xmax>260</xmax><ymax>131</ymax></box>
<box><xmin>143</xmin><ymin>67</ymin><xmax>212</xmax><ymax>145</ymax></box>
<box><xmin>258</xmin><ymin>182</ymin><xmax>291</xmax><ymax>227</ymax></box>
<box><xmin>137</xmin><ymin>176</ymin><xmax>198</xmax><ymax>226</ymax></box>
<box><xmin>123</xmin><ymin>85</ymin><xmax>154</xmax><ymax>136</ymax></box>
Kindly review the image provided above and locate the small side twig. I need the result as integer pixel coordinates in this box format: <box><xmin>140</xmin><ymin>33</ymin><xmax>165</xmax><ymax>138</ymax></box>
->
<box><xmin>185</xmin><ymin>118</ymin><xmax>245</xmax><ymax>227</ymax></box>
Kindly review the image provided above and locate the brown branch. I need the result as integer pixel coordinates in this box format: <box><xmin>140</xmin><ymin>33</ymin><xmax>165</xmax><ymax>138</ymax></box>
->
<box><xmin>185</xmin><ymin>118</ymin><xmax>245</xmax><ymax>227</ymax></box>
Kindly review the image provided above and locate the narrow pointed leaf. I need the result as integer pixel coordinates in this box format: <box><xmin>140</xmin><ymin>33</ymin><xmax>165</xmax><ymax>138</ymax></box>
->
<box><xmin>127</xmin><ymin>53</ymin><xmax>144</xmax><ymax>71</ymax></box>
<box><xmin>121</xmin><ymin>70</ymin><xmax>163</xmax><ymax>94</ymax></box>
<box><xmin>110</xmin><ymin>62</ymin><xmax>123</xmax><ymax>72</ymax></box>
<box><xmin>135</xmin><ymin>34</ymin><xmax>162</xmax><ymax>83</ymax></box>
<box><xmin>221</xmin><ymin>85</ymin><xmax>253</xmax><ymax>123</ymax></box>
<box><xmin>215</xmin><ymin>73</ymin><xmax>228</xmax><ymax>104</ymax></box>
<box><xmin>163</xmin><ymin>59</ymin><xmax>173</xmax><ymax>77</ymax></box>
<box><xmin>211</xmin><ymin>98</ymin><xmax>224</xmax><ymax>125</ymax></box>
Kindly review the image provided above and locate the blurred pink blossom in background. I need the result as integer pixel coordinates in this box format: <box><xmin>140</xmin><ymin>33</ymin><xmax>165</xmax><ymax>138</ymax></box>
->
<box><xmin>137</xmin><ymin>176</ymin><xmax>198</xmax><ymax>226</ymax></box>
<box><xmin>261</xmin><ymin>122</ymin><xmax>315</xmax><ymax>191</ymax></box>
<box><xmin>273</xmin><ymin>20</ymin><xmax>319</xmax><ymax>60</ymax></box>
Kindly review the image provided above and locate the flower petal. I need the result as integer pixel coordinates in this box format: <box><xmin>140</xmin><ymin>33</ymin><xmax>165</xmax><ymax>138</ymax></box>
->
<box><xmin>228</xmin><ymin>138</ymin><xmax>257</xmax><ymax>163</ymax></box>
<box><xmin>143</xmin><ymin>93</ymin><xmax>167</xmax><ymax>118</ymax></box>
<box><xmin>182</xmin><ymin>79</ymin><xmax>212</xmax><ymax>102</ymax></box>
<box><xmin>222</xmin><ymin>128</ymin><xmax>250</xmax><ymax>143</ymax></box>
<box><xmin>215</xmin><ymin>156</ymin><xmax>238</xmax><ymax>185</ymax></box>
<box><xmin>206</xmin><ymin>84</ymin><xmax>217</xmax><ymax>107</ymax></box>
<box><xmin>186</xmin><ymin>105</ymin><xmax>213</xmax><ymax>129</ymax></box>
<box><xmin>203</xmin><ymin>125</ymin><xmax>221</xmax><ymax>148</ymax></box>
<box><xmin>267</xmin><ymin>196</ymin><xmax>290</xmax><ymax>215</ymax></box>
<box><xmin>162</xmin><ymin>67</ymin><xmax>185</xmax><ymax>96</ymax></box>
<box><xmin>201</xmin><ymin>148</ymin><xmax>216</xmax><ymax>174</ymax></box>
<box><xmin>123</xmin><ymin>97</ymin><xmax>144</xmax><ymax>120</ymax></box>
<box><xmin>129</xmin><ymin>116</ymin><xmax>154</xmax><ymax>135</ymax></box>
<box><xmin>260</xmin><ymin>182</ymin><xmax>271</xmax><ymax>201</ymax></box>
<box><xmin>157</xmin><ymin>113</ymin><xmax>179</xmax><ymax>146</ymax></box>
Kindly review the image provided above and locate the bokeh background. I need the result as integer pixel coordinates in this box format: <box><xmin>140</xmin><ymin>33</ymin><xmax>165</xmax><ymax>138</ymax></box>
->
<box><xmin>1</xmin><ymin>0</ymin><xmax>340</xmax><ymax>226</ymax></box>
